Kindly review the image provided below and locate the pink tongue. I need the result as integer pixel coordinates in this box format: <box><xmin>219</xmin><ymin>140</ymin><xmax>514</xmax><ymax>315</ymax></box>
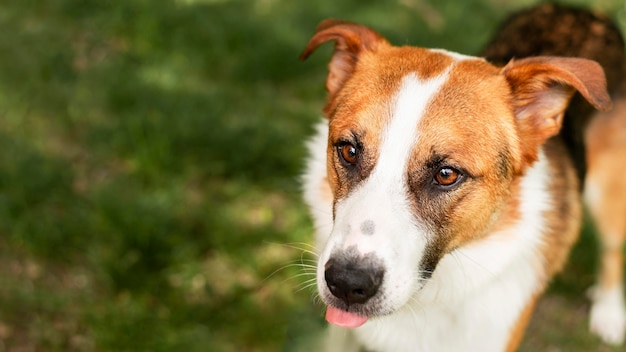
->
<box><xmin>325</xmin><ymin>306</ymin><xmax>368</xmax><ymax>328</ymax></box>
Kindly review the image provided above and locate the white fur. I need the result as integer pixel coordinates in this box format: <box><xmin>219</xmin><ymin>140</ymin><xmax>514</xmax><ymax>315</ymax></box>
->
<box><xmin>430</xmin><ymin>48</ymin><xmax>479</xmax><ymax>61</ymax></box>
<box><xmin>302</xmin><ymin>121</ymin><xmax>334</xmax><ymax>247</ymax></box>
<box><xmin>589</xmin><ymin>284</ymin><xmax>626</xmax><ymax>345</ymax></box>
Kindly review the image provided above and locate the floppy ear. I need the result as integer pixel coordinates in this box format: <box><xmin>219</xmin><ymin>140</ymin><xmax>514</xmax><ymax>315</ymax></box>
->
<box><xmin>300</xmin><ymin>20</ymin><xmax>389</xmax><ymax>113</ymax></box>
<box><xmin>502</xmin><ymin>56</ymin><xmax>612</xmax><ymax>164</ymax></box>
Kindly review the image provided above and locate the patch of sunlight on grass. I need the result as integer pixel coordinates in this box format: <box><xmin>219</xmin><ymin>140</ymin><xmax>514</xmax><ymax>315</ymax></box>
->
<box><xmin>138</xmin><ymin>56</ymin><xmax>208</xmax><ymax>94</ymax></box>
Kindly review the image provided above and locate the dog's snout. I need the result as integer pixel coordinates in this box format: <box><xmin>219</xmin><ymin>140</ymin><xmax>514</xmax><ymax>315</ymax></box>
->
<box><xmin>324</xmin><ymin>257</ymin><xmax>384</xmax><ymax>305</ymax></box>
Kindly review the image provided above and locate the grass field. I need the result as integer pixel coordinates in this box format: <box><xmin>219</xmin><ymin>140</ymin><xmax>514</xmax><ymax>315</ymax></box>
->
<box><xmin>0</xmin><ymin>0</ymin><xmax>625</xmax><ymax>351</ymax></box>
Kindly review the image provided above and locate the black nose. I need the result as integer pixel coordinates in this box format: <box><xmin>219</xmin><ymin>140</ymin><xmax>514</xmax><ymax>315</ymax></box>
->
<box><xmin>324</xmin><ymin>256</ymin><xmax>384</xmax><ymax>305</ymax></box>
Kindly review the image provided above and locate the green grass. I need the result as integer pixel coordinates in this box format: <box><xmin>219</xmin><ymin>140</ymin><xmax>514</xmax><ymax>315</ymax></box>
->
<box><xmin>0</xmin><ymin>0</ymin><xmax>625</xmax><ymax>350</ymax></box>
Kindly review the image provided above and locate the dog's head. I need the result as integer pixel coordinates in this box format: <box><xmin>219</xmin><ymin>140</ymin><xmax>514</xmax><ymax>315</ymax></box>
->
<box><xmin>301</xmin><ymin>20</ymin><xmax>610</xmax><ymax>327</ymax></box>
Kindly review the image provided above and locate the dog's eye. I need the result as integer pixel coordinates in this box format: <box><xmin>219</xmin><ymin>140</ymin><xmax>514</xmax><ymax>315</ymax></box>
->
<box><xmin>338</xmin><ymin>143</ymin><xmax>358</xmax><ymax>165</ymax></box>
<box><xmin>434</xmin><ymin>167</ymin><xmax>461</xmax><ymax>187</ymax></box>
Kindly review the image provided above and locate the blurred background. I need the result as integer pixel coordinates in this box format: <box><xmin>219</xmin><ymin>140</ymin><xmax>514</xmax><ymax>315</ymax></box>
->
<box><xmin>0</xmin><ymin>0</ymin><xmax>625</xmax><ymax>351</ymax></box>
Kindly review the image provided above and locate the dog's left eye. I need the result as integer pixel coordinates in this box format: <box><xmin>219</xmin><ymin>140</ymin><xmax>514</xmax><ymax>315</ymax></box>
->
<box><xmin>434</xmin><ymin>167</ymin><xmax>462</xmax><ymax>187</ymax></box>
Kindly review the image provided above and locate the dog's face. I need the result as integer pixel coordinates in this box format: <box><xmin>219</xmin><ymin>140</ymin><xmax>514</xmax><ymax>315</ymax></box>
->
<box><xmin>301</xmin><ymin>20</ymin><xmax>610</xmax><ymax>326</ymax></box>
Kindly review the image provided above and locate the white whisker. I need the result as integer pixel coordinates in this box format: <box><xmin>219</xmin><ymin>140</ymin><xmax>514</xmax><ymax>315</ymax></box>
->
<box><xmin>295</xmin><ymin>278</ymin><xmax>319</xmax><ymax>293</ymax></box>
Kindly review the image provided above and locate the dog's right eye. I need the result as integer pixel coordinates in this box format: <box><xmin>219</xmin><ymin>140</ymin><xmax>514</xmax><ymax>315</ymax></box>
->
<box><xmin>338</xmin><ymin>143</ymin><xmax>358</xmax><ymax>165</ymax></box>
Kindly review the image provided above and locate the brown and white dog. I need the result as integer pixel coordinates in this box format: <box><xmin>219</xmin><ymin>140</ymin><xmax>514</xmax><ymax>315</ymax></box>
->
<box><xmin>300</xmin><ymin>4</ymin><xmax>626</xmax><ymax>351</ymax></box>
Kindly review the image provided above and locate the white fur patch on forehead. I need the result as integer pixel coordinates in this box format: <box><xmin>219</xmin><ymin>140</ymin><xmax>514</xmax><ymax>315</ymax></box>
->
<box><xmin>372</xmin><ymin>71</ymin><xmax>451</xmax><ymax>184</ymax></box>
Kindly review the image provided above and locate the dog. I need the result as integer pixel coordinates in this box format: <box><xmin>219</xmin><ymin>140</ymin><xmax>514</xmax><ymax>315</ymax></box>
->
<box><xmin>300</xmin><ymin>4</ymin><xmax>626</xmax><ymax>351</ymax></box>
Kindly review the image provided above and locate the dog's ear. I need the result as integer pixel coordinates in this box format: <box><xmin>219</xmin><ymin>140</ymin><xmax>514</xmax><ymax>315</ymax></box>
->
<box><xmin>300</xmin><ymin>20</ymin><xmax>388</xmax><ymax>113</ymax></box>
<box><xmin>502</xmin><ymin>56</ymin><xmax>611</xmax><ymax>164</ymax></box>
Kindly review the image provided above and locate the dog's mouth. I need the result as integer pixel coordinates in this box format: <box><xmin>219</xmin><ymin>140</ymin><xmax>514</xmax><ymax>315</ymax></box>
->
<box><xmin>325</xmin><ymin>305</ymin><xmax>368</xmax><ymax>328</ymax></box>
